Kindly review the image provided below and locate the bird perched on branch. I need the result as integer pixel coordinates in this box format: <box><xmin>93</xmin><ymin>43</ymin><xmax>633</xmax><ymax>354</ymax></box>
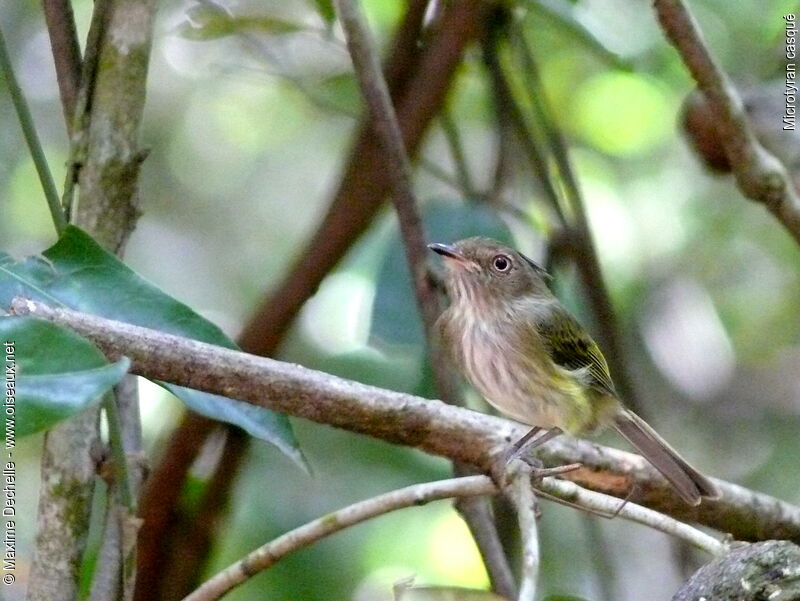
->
<box><xmin>429</xmin><ymin>237</ymin><xmax>719</xmax><ymax>505</ymax></box>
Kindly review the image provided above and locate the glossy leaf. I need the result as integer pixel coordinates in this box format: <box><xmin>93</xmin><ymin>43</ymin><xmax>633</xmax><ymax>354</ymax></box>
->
<box><xmin>0</xmin><ymin>226</ymin><xmax>303</xmax><ymax>466</ymax></box>
<box><xmin>0</xmin><ymin>316</ymin><xmax>129</xmax><ymax>437</ymax></box>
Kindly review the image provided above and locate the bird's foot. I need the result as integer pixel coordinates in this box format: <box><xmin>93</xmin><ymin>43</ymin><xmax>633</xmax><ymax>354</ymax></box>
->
<box><xmin>490</xmin><ymin>453</ymin><xmax>581</xmax><ymax>491</ymax></box>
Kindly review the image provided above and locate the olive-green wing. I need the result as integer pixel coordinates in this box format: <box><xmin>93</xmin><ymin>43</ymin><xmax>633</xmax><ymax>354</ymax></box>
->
<box><xmin>535</xmin><ymin>304</ymin><xmax>617</xmax><ymax>398</ymax></box>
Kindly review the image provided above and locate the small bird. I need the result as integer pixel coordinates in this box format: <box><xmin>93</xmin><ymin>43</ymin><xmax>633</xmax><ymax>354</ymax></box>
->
<box><xmin>429</xmin><ymin>237</ymin><xmax>718</xmax><ymax>505</ymax></box>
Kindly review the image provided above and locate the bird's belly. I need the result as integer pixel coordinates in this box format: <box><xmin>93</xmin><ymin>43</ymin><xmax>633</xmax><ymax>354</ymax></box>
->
<box><xmin>457</xmin><ymin>320</ymin><xmax>576</xmax><ymax>430</ymax></box>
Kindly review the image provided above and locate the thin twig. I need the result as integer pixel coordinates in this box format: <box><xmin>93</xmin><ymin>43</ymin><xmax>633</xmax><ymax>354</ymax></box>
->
<box><xmin>440</xmin><ymin>109</ymin><xmax>478</xmax><ymax>197</ymax></box>
<box><xmin>483</xmin><ymin>23</ymin><xmax>566</xmax><ymax>225</ymax></box>
<box><xmin>508</xmin><ymin>465</ymin><xmax>540</xmax><ymax>601</ymax></box>
<box><xmin>334</xmin><ymin>1</ymin><xmax>516</xmax><ymax>593</ymax></box>
<box><xmin>536</xmin><ymin>478</ymin><xmax>727</xmax><ymax>556</ymax></box>
<box><xmin>92</xmin><ymin>376</ymin><xmax>144</xmax><ymax>601</ymax></box>
<box><xmin>654</xmin><ymin>0</ymin><xmax>800</xmax><ymax>246</ymax></box>
<box><xmin>508</xmin><ymin>23</ymin><xmax>641</xmax><ymax>410</ymax></box>
<box><xmin>453</xmin><ymin>493</ymin><xmax>517</xmax><ymax>599</ymax></box>
<box><xmin>333</xmin><ymin>0</ymin><xmax>440</xmax><ymax>342</ymax></box>
<box><xmin>137</xmin><ymin>4</ymin><xmax>491</xmax><ymax>597</ymax></box>
<box><xmin>61</xmin><ymin>0</ymin><xmax>112</xmax><ymax>223</ymax></box>
<box><xmin>42</xmin><ymin>0</ymin><xmax>83</xmax><ymax>129</ymax></box>
<box><xmin>0</xmin><ymin>24</ymin><xmax>66</xmax><ymax>234</ymax></box>
<box><xmin>11</xmin><ymin>298</ymin><xmax>800</xmax><ymax>544</ymax></box>
<box><xmin>103</xmin><ymin>392</ymin><xmax>137</xmax><ymax>511</ymax></box>
<box><xmin>182</xmin><ymin>476</ymin><xmax>498</xmax><ymax>601</ymax></box>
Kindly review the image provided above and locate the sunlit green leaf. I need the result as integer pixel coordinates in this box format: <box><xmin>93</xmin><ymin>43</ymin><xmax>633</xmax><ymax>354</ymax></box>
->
<box><xmin>0</xmin><ymin>316</ymin><xmax>130</xmax><ymax>437</ymax></box>
<box><xmin>0</xmin><ymin>226</ymin><xmax>303</xmax><ymax>466</ymax></box>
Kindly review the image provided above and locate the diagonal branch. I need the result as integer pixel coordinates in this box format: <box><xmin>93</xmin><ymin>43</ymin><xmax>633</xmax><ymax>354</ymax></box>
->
<box><xmin>42</xmin><ymin>0</ymin><xmax>82</xmax><ymax>129</ymax></box>
<box><xmin>136</xmin><ymin>4</ymin><xmax>493</xmax><ymax>597</ymax></box>
<box><xmin>654</xmin><ymin>0</ymin><xmax>800</xmax><ymax>246</ymax></box>
<box><xmin>334</xmin><ymin>0</ymin><xmax>437</xmax><ymax>343</ymax></box>
<box><xmin>333</xmin><ymin>2</ymin><xmax>515</xmax><ymax>596</ymax></box>
<box><xmin>238</xmin><ymin>0</ymin><xmax>489</xmax><ymax>356</ymax></box>
<box><xmin>182</xmin><ymin>475</ymin><xmax>498</xmax><ymax>601</ymax></box>
<box><xmin>12</xmin><ymin>299</ymin><xmax>800</xmax><ymax>545</ymax></box>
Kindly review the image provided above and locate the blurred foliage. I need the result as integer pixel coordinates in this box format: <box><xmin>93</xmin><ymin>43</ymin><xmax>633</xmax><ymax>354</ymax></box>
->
<box><xmin>0</xmin><ymin>227</ymin><xmax>302</xmax><ymax>463</ymax></box>
<box><xmin>2</xmin><ymin>0</ymin><xmax>800</xmax><ymax>600</ymax></box>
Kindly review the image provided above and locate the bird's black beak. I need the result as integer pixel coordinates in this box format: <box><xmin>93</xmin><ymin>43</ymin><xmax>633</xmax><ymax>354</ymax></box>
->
<box><xmin>428</xmin><ymin>242</ymin><xmax>459</xmax><ymax>258</ymax></box>
<box><xmin>428</xmin><ymin>242</ymin><xmax>475</xmax><ymax>270</ymax></box>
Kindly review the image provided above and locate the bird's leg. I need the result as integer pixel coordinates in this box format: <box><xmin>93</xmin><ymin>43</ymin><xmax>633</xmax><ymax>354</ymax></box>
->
<box><xmin>491</xmin><ymin>427</ymin><xmax>567</xmax><ymax>489</ymax></box>
<box><xmin>507</xmin><ymin>426</ymin><xmax>563</xmax><ymax>466</ymax></box>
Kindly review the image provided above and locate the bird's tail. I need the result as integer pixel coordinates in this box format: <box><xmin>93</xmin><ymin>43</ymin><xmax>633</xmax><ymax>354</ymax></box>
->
<box><xmin>612</xmin><ymin>409</ymin><xmax>719</xmax><ymax>506</ymax></box>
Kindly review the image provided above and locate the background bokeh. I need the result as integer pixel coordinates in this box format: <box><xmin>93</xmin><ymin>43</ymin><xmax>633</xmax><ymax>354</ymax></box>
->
<box><xmin>2</xmin><ymin>1</ymin><xmax>799</xmax><ymax>600</ymax></box>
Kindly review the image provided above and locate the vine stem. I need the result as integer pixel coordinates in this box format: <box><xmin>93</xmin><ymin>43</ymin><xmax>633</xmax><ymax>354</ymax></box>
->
<box><xmin>0</xmin><ymin>25</ymin><xmax>66</xmax><ymax>234</ymax></box>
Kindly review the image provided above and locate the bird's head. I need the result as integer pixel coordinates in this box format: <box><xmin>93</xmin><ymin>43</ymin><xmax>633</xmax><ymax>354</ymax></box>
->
<box><xmin>428</xmin><ymin>237</ymin><xmax>551</xmax><ymax>305</ymax></box>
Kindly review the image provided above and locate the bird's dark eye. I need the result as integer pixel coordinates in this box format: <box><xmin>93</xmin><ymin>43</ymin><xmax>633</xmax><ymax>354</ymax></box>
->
<box><xmin>492</xmin><ymin>254</ymin><xmax>511</xmax><ymax>272</ymax></box>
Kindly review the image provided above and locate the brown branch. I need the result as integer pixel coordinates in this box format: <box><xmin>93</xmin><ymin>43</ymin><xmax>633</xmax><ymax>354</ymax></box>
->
<box><xmin>70</xmin><ymin>0</ymin><xmax>156</xmax><ymax>253</ymax></box>
<box><xmin>672</xmin><ymin>540</ymin><xmax>800</xmax><ymax>601</ymax></box>
<box><xmin>333</xmin><ymin>0</ymin><xmax>446</xmax><ymax>392</ymax></box>
<box><xmin>238</xmin><ymin>0</ymin><xmax>487</xmax><ymax>355</ymax></box>
<box><xmin>135</xmin><ymin>413</ymin><xmax>218</xmax><ymax>601</ymax></box>
<box><xmin>335</xmin><ymin>3</ymin><xmax>515</xmax><ymax>596</ymax></box>
<box><xmin>42</xmin><ymin>0</ymin><xmax>82</xmax><ymax>129</ymax></box>
<box><xmin>182</xmin><ymin>476</ymin><xmax>497</xmax><ymax>601</ymax></box>
<box><xmin>28</xmin><ymin>1</ymin><xmax>156</xmax><ymax>599</ymax></box>
<box><xmin>654</xmin><ymin>0</ymin><xmax>800</xmax><ymax>246</ymax></box>
<box><xmin>12</xmin><ymin>299</ymin><xmax>800</xmax><ymax>545</ymax></box>
<box><xmin>135</xmin><ymin>4</ymin><xmax>489</xmax><ymax>598</ymax></box>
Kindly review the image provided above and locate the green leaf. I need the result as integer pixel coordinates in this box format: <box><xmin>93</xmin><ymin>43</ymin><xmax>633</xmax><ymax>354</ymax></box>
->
<box><xmin>309</xmin><ymin>0</ymin><xmax>335</xmax><ymax>24</ymax></box>
<box><xmin>0</xmin><ymin>226</ymin><xmax>303</xmax><ymax>466</ymax></box>
<box><xmin>371</xmin><ymin>200</ymin><xmax>513</xmax><ymax>349</ymax></box>
<box><xmin>0</xmin><ymin>316</ymin><xmax>129</xmax><ymax>437</ymax></box>
<box><xmin>179</xmin><ymin>0</ymin><xmax>303</xmax><ymax>41</ymax></box>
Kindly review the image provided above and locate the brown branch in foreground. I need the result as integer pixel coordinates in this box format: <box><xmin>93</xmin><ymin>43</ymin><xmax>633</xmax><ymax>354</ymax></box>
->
<box><xmin>42</xmin><ymin>0</ymin><xmax>82</xmax><ymax>129</ymax></box>
<box><xmin>12</xmin><ymin>299</ymin><xmax>800</xmax><ymax>544</ymax></box>
<box><xmin>182</xmin><ymin>476</ymin><xmax>497</xmax><ymax>601</ymax></box>
<box><xmin>654</xmin><ymin>0</ymin><xmax>800</xmax><ymax>246</ymax></box>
